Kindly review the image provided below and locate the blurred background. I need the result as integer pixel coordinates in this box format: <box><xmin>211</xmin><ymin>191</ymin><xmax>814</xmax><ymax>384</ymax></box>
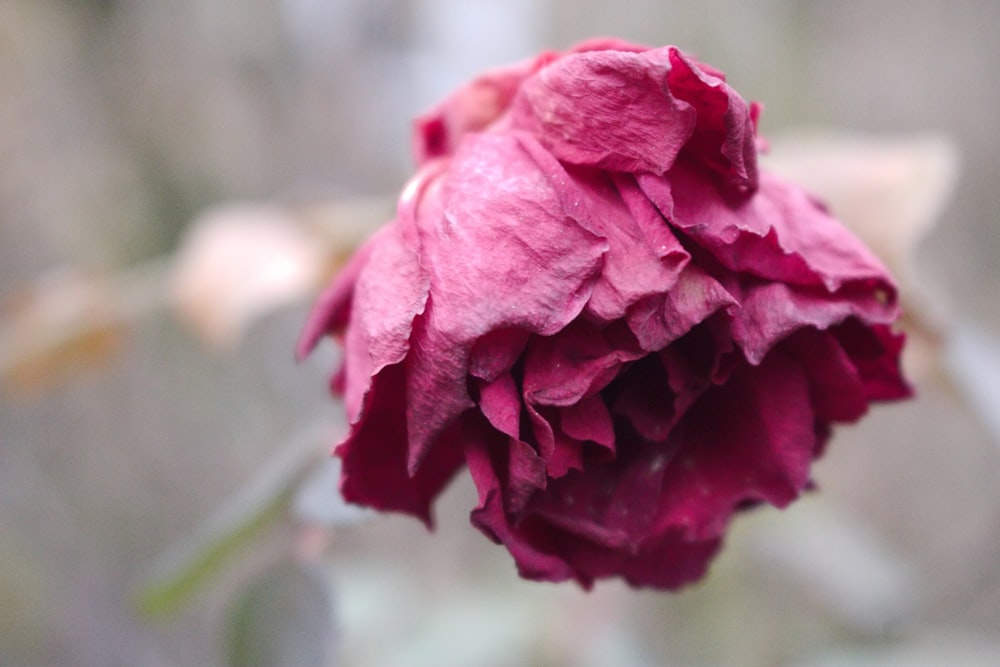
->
<box><xmin>1</xmin><ymin>1</ymin><xmax>999</xmax><ymax>666</ymax></box>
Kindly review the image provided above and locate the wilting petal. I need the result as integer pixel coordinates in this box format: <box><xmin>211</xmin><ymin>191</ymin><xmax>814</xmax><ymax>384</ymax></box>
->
<box><xmin>830</xmin><ymin>319</ymin><xmax>911</xmax><ymax>401</ymax></box>
<box><xmin>526</xmin><ymin>402</ymin><xmax>584</xmax><ymax>479</ymax></box>
<box><xmin>616</xmin><ymin>532</ymin><xmax>722</xmax><ymax>589</ymax></box>
<box><xmin>469</xmin><ymin>328</ymin><xmax>530</xmax><ymax>382</ymax></box>
<box><xmin>333</xmin><ymin>191</ymin><xmax>431</xmax><ymax>421</ymax></box>
<box><xmin>654</xmin><ymin>349</ymin><xmax>816</xmax><ymax>541</ymax></box>
<box><xmin>336</xmin><ymin>364</ymin><xmax>464</xmax><ymax>525</ymax></box>
<box><xmin>732</xmin><ymin>281</ymin><xmax>896</xmax><ymax>365</ymax></box>
<box><xmin>784</xmin><ymin>327</ymin><xmax>869</xmax><ymax>422</ymax></box>
<box><xmin>642</xmin><ymin>164</ymin><xmax>896</xmax><ymax>299</ymax></box>
<box><xmin>625</xmin><ymin>265</ymin><xmax>736</xmax><ymax>353</ymax></box>
<box><xmin>659</xmin><ymin>315</ymin><xmax>737</xmax><ymax>418</ymax></box>
<box><xmin>404</xmin><ymin>133</ymin><xmax>607</xmax><ymax>472</ymax></box>
<box><xmin>465</xmin><ymin>424</ymin><xmax>570</xmax><ymax>580</ymax></box>
<box><xmin>539</xmin><ymin>526</ymin><xmax>722</xmax><ymax>590</ymax></box>
<box><xmin>477</xmin><ymin>372</ymin><xmax>521</xmax><ymax>439</ymax></box>
<box><xmin>666</xmin><ymin>47</ymin><xmax>758</xmax><ymax>198</ymax></box>
<box><xmin>509</xmin><ymin>47</ymin><xmax>695</xmax><ymax>175</ymax></box>
<box><xmin>295</xmin><ymin>231</ymin><xmax>376</xmax><ymax>360</ymax></box>
<box><xmin>413</xmin><ymin>51</ymin><xmax>555</xmax><ymax>164</ymax></box>
<box><xmin>522</xmin><ymin>319</ymin><xmax>642</xmax><ymax>407</ymax></box>
<box><xmin>541</xmin><ymin>163</ymin><xmax>690</xmax><ymax>322</ymax></box>
<box><xmin>611</xmin><ymin>356</ymin><xmax>677</xmax><ymax>442</ymax></box>
<box><xmin>526</xmin><ymin>438</ymin><xmax>675</xmax><ymax>550</ymax></box>
<box><xmin>559</xmin><ymin>394</ymin><xmax>615</xmax><ymax>452</ymax></box>
<box><xmin>301</xmin><ymin>39</ymin><xmax>910</xmax><ymax>592</ymax></box>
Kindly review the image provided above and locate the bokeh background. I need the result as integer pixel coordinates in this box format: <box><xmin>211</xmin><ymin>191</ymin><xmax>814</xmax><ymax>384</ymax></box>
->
<box><xmin>2</xmin><ymin>2</ymin><xmax>999</xmax><ymax>666</ymax></box>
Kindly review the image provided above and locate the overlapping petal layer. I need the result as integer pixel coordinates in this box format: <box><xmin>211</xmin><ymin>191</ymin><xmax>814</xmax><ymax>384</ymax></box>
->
<box><xmin>301</xmin><ymin>40</ymin><xmax>911</xmax><ymax>589</ymax></box>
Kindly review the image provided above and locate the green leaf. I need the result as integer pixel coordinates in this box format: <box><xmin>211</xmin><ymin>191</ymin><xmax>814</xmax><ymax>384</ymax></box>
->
<box><xmin>134</xmin><ymin>422</ymin><xmax>334</xmax><ymax>619</ymax></box>
<box><xmin>224</xmin><ymin>560</ymin><xmax>337</xmax><ymax>667</ymax></box>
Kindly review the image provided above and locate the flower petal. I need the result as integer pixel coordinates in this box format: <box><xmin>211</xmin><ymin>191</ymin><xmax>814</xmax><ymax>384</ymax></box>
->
<box><xmin>522</xmin><ymin>319</ymin><xmax>642</xmax><ymax>407</ymax></box>
<box><xmin>295</xmin><ymin>231</ymin><xmax>376</xmax><ymax>361</ymax></box>
<box><xmin>642</xmin><ymin>165</ymin><xmax>896</xmax><ymax>297</ymax></box>
<box><xmin>404</xmin><ymin>133</ymin><xmax>607</xmax><ymax>473</ymax></box>
<box><xmin>465</xmin><ymin>423</ymin><xmax>571</xmax><ymax>580</ymax></box>
<box><xmin>732</xmin><ymin>281</ymin><xmax>896</xmax><ymax>365</ymax></box>
<box><xmin>654</xmin><ymin>348</ymin><xmax>816</xmax><ymax>540</ymax></box>
<box><xmin>335</xmin><ymin>363</ymin><xmax>464</xmax><ymax>526</ymax></box>
<box><xmin>413</xmin><ymin>51</ymin><xmax>555</xmax><ymax>164</ymax></box>
<box><xmin>830</xmin><ymin>319</ymin><xmax>912</xmax><ymax>402</ymax></box>
<box><xmin>625</xmin><ymin>264</ymin><xmax>736</xmax><ymax>353</ymax></box>
<box><xmin>509</xmin><ymin>47</ymin><xmax>695</xmax><ymax>174</ymax></box>
<box><xmin>666</xmin><ymin>47</ymin><xmax>758</xmax><ymax>198</ymax></box>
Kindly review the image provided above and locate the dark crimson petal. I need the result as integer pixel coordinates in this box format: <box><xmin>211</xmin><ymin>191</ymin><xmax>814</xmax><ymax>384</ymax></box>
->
<box><xmin>504</xmin><ymin>435</ymin><xmax>549</xmax><ymax>514</ymax></box>
<box><xmin>404</xmin><ymin>133</ymin><xmax>607</xmax><ymax>474</ymax></box>
<box><xmin>618</xmin><ymin>531</ymin><xmax>722</xmax><ymax>589</ymax></box>
<box><xmin>507</xmin><ymin>426</ymin><xmax>720</xmax><ymax>588</ymax></box>
<box><xmin>522</xmin><ymin>319</ymin><xmax>643</xmax><ymax>407</ymax></box>
<box><xmin>335</xmin><ymin>363</ymin><xmax>464</xmax><ymax>526</ymax></box>
<box><xmin>611</xmin><ymin>356</ymin><xmax>677</xmax><ymax>442</ymax></box>
<box><xmin>784</xmin><ymin>327</ymin><xmax>870</xmax><ymax>422</ymax></box>
<box><xmin>559</xmin><ymin>394</ymin><xmax>615</xmax><ymax>452</ymax></box>
<box><xmin>509</xmin><ymin>47</ymin><xmax>696</xmax><ymax>175</ymax></box>
<box><xmin>526</xmin><ymin>403</ymin><xmax>585</xmax><ymax>479</ymax></box>
<box><xmin>659</xmin><ymin>315</ymin><xmax>736</xmax><ymax>419</ymax></box>
<box><xmin>666</xmin><ymin>47</ymin><xmax>758</xmax><ymax>198</ymax></box>
<box><xmin>624</xmin><ymin>264</ymin><xmax>736</xmax><ymax>353</ymax></box>
<box><xmin>474</xmin><ymin>376</ymin><xmax>547</xmax><ymax>512</ymax></box>
<box><xmin>641</xmin><ymin>165</ymin><xmax>897</xmax><ymax>298</ymax></box>
<box><xmin>469</xmin><ymin>328</ymin><xmax>530</xmax><ymax>382</ymax></box>
<box><xmin>465</xmin><ymin>422</ymin><xmax>574</xmax><ymax>582</ymax></box>
<box><xmin>830</xmin><ymin>320</ymin><xmax>912</xmax><ymax>401</ymax></box>
<box><xmin>553</xmin><ymin>528</ymin><xmax>722</xmax><ymax>590</ymax></box>
<box><xmin>732</xmin><ymin>281</ymin><xmax>896</xmax><ymax>365</ymax></box>
<box><xmin>526</xmin><ymin>437</ymin><xmax>678</xmax><ymax>549</ymax></box>
<box><xmin>653</xmin><ymin>348</ymin><xmax>816</xmax><ymax>541</ymax></box>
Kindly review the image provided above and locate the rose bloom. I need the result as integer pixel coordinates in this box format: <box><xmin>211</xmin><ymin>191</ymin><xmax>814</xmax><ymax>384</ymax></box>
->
<box><xmin>298</xmin><ymin>39</ymin><xmax>910</xmax><ymax>589</ymax></box>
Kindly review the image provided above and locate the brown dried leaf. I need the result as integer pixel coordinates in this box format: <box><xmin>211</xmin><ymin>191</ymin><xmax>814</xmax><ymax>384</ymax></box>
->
<box><xmin>0</xmin><ymin>268</ymin><xmax>125</xmax><ymax>395</ymax></box>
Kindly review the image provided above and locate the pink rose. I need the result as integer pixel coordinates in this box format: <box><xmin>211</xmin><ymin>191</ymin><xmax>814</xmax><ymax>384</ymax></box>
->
<box><xmin>298</xmin><ymin>39</ymin><xmax>910</xmax><ymax>589</ymax></box>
